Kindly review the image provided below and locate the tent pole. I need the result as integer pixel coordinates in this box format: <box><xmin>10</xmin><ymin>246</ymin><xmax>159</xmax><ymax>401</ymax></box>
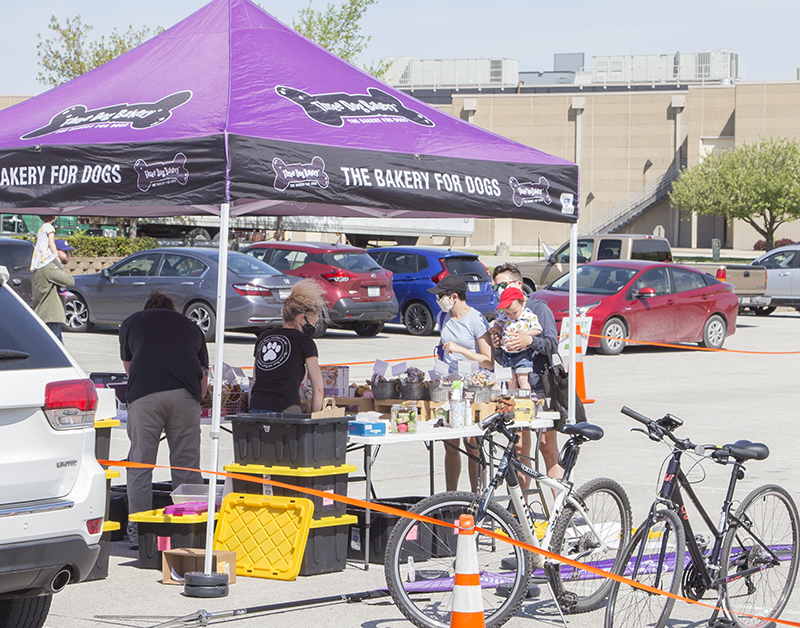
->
<box><xmin>203</xmin><ymin>202</ymin><xmax>231</xmax><ymax>575</ymax></box>
<box><xmin>568</xmin><ymin>223</ymin><xmax>577</xmax><ymax>424</ymax></box>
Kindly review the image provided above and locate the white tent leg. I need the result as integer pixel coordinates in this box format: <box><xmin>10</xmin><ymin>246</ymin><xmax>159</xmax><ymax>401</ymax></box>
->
<box><xmin>568</xmin><ymin>223</ymin><xmax>577</xmax><ymax>424</ymax></box>
<box><xmin>203</xmin><ymin>202</ymin><xmax>230</xmax><ymax>575</ymax></box>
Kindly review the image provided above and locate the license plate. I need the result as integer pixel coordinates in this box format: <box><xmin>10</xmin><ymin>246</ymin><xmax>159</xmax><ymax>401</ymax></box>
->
<box><xmin>467</xmin><ymin>282</ymin><xmax>480</xmax><ymax>292</ymax></box>
<box><xmin>367</xmin><ymin>286</ymin><xmax>380</xmax><ymax>297</ymax></box>
<box><xmin>278</xmin><ymin>289</ymin><xmax>291</xmax><ymax>300</ymax></box>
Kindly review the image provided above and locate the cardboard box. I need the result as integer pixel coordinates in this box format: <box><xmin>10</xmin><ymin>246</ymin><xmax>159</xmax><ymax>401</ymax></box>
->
<box><xmin>162</xmin><ymin>548</ymin><xmax>237</xmax><ymax>585</ymax></box>
<box><xmin>320</xmin><ymin>365</ymin><xmax>350</xmax><ymax>397</ymax></box>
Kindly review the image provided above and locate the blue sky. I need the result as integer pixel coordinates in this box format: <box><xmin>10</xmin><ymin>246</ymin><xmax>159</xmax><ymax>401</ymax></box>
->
<box><xmin>2</xmin><ymin>0</ymin><xmax>797</xmax><ymax>95</ymax></box>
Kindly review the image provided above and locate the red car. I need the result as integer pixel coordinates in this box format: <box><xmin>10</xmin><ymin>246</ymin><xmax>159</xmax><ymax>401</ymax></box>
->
<box><xmin>241</xmin><ymin>241</ymin><xmax>398</xmax><ymax>336</ymax></box>
<box><xmin>532</xmin><ymin>260</ymin><xmax>738</xmax><ymax>354</ymax></box>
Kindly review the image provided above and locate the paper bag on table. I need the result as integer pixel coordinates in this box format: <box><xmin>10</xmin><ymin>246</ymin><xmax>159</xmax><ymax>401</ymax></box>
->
<box><xmin>310</xmin><ymin>397</ymin><xmax>346</xmax><ymax>419</ymax></box>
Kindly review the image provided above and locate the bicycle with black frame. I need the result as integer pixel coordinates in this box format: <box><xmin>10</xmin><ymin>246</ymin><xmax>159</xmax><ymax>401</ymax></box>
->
<box><xmin>384</xmin><ymin>410</ymin><xmax>633</xmax><ymax>628</ymax></box>
<box><xmin>605</xmin><ymin>406</ymin><xmax>799</xmax><ymax>628</ymax></box>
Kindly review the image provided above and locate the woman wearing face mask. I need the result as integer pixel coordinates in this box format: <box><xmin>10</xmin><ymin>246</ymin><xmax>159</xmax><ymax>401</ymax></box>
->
<box><xmin>428</xmin><ymin>275</ymin><xmax>494</xmax><ymax>491</ymax></box>
<box><xmin>250</xmin><ymin>279</ymin><xmax>327</xmax><ymax>414</ymax></box>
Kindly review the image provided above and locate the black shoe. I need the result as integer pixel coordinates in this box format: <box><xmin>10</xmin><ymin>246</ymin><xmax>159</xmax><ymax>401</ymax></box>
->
<box><xmin>495</xmin><ymin>582</ymin><xmax>541</xmax><ymax>598</ymax></box>
<box><xmin>129</xmin><ymin>540</ymin><xmax>139</xmax><ymax>551</ymax></box>
<box><xmin>500</xmin><ymin>556</ymin><xmax>517</xmax><ymax>571</ymax></box>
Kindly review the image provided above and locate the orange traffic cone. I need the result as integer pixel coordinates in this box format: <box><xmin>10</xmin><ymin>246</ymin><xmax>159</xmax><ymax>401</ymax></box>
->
<box><xmin>574</xmin><ymin>325</ymin><xmax>595</xmax><ymax>404</ymax></box>
<box><xmin>450</xmin><ymin>514</ymin><xmax>485</xmax><ymax>628</ymax></box>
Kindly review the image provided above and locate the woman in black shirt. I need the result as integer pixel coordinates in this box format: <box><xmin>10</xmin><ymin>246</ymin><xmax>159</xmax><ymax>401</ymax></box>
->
<box><xmin>250</xmin><ymin>280</ymin><xmax>326</xmax><ymax>413</ymax></box>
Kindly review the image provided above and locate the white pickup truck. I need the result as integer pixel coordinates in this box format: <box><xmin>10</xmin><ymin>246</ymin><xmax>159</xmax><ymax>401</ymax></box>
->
<box><xmin>516</xmin><ymin>234</ymin><xmax>769</xmax><ymax>310</ymax></box>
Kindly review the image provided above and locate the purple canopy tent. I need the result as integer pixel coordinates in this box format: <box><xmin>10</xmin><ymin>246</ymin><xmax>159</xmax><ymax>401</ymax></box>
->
<box><xmin>0</xmin><ymin>0</ymin><xmax>581</xmax><ymax>575</ymax></box>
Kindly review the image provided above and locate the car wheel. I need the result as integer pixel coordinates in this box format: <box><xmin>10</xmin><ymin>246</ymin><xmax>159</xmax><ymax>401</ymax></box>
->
<box><xmin>752</xmin><ymin>306</ymin><xmax>776</xmax><ymax>316</ymax></box>
<box><xmin>598</xmin><ymin>317</ymin><xmax>627</xmax><ymax>355</ymax></box>
<box><xmin>0</xmin><ymin>594</ymin><xmax>52</xmax><ymax>628</ymax></box>
<box><xmin>700</xmin><ymin>314</ymin><xmax>727</xmax><ymax>349</ymax></box>
<box><xmin>353</xmin><ymin>322</ymin><xmax>384</xmax><ymax>337</ymax></box>
<box><xmin>403</xmin><ymin>302</ymin><xmax>435</xmax><ymax>336</ymax></box>
<box><xmin>185</xmin><ymin>302</ymin><xmax>216</xmax><ymax>342</ymax></box>
<box><xmin>522</xmin><ymin>280</ymin><xmax>536</xmax><ymax>295</ymax></box>
<box><xmin>64</xmin><ymin>294</ymin><xmax>94</xmax><ymax>332</ymax></box>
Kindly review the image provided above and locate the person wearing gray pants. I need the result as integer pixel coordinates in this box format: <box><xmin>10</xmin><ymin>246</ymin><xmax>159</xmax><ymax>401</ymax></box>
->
<box><xmin>119</xmin><ymin>288</ymin><xmax>209</xmax><ymax>550</ymax></box>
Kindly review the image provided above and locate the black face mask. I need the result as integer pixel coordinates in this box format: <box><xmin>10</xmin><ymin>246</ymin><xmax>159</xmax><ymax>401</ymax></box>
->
<box><xmin>302</xmin><ymin>317</ymin><xmax>316</xmax><ymax>337</ymax></box>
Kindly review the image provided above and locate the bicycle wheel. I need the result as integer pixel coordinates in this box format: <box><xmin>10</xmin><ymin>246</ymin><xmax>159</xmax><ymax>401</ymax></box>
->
<box><xmin>721</xmin><ymin>484</ymin><xmax>800</xmax><ymax>628</ymax></box>
<box><xmin>384</xmin><ymin>491</ymin><xmax>532</xmax><ymax>628</ymax></box>
<box><xmin>548</xmin><ymin>477</ymin><xmax>632</xmax><ymax>614</ymax></box>
<box><xmin>604</xmin><ymin>508</ymin><xmax>685</xmax><ymax>628</ymax></box>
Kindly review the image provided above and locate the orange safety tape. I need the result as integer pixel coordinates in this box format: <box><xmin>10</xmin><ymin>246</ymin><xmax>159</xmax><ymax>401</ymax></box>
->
<box><xmin>102</xmin><ymin>459</ymin><xmax>800</xmax><ymax>627</ymax></box>
<box><xmin>454</xmin><ymin>573</ymin><xmax>482</xmax><ymax>587</ymax></box>
<box><xmin>586</xmin><ymin>333</ymin><xmax>800</xmax><ymax>355</ymax></box>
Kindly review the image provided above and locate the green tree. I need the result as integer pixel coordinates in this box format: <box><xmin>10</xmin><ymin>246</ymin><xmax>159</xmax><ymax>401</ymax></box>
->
<box><xmin>37</xmin><ymin>15</ymin><xmax>160</xmax><ymax>87</ymax></box>
<box><xmin>292</xmin><ymin>0</ymin><xmax>388</xmax><ymax>78</ymax></box>
<box><xmin>669</xmin><ymin>136</ymin><xmax>800</xmax><ymax>250</ymax></box>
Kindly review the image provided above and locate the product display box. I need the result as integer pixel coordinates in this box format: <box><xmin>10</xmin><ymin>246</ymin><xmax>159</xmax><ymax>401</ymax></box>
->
<box><xmin>162</xmin><ymin>548</ymin><xmax>237</xmax><ymax>584</ymax></box>
<box><xmin>316</xmin><ymin>365</ymin><xmax>350</xmax><ymax>397</ymax></box>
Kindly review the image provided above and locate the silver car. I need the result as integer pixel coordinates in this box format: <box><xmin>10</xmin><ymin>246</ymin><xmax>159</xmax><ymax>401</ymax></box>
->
<box><xmin>64</xmin><ymin>247</ymin><xmax>300</xmax><ymax>340</ymax></box>
<box><xmin>749</xmin><ymin>244</ymin><xmax>800</xmax><ymax>315</ymax></box>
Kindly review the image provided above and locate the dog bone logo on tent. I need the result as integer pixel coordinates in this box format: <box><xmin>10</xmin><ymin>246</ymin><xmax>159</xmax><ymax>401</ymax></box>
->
<box><xmin>134</xmin><ymin>153</ymin><xmax>189</xmax><ymax>192</ymax></box>
<box><xmin>509</xmin><ymin>176</ymin><xmax>552</xmax><ymax>207</ymax></box>
<box><xmin>272</xmin><ymin>156</ymin><xmax>329</xmax><ymax>191</ymax></box>
<box><xmin>21</xmin><ymin>91</ymin><xmax>192</xmax><ymax>140</ymax></box>
<box><xmin>275</xmin><ymin>86</ymin><xmax>434</xmax><ymax>128</ymax></box>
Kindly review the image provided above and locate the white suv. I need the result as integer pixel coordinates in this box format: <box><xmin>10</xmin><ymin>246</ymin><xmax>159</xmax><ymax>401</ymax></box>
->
<box><xmin>0</xmin><ymin>266</ymin><xmax>106</xmax><ymax>628</ymax></box>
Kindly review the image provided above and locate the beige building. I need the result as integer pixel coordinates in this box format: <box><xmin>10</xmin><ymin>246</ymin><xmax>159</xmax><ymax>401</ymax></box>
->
<box><xmin>436</xmin><ymin>81</ymin><xmax>800</xmax><ymax>251</ymax></box>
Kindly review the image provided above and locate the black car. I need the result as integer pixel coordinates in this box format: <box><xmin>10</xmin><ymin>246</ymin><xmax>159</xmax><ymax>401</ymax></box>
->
<box><xmin>0</xmin><ymin>237</ymin><xmax>34</xmax><ymax>305</ymax></box>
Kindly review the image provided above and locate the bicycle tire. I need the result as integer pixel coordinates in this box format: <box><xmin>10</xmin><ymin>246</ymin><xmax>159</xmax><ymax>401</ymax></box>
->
<box><xmin>721</xmin><ymin>484</ymin><xmax>800</xmax><ymax>628</ymax></box>
<box><xmin>548</xmin><ymin>476</ymin><xmax>632</xmax><ymax>614</ymax></box>
<box><xmin>384</xmin><ymin>491</ymin><xmax>532</xmax><ymax>628</ymax></box>
<box><xmin>604</xmin><ymin>508</ymin><xmax>685</xmax><ymax>628</ymax></box>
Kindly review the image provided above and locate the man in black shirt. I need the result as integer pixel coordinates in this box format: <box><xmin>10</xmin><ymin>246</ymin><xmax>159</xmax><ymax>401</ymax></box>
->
<box><xmin>119</xmin><ymin>288</ymin><xmax>209</xmax><ymax>549</ymax></box>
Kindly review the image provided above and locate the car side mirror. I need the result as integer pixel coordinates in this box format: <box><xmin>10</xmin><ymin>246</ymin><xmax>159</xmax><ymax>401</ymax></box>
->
<box><xmin>102</xmin><ymin>268</ymin><xmax>111</xmax><ymax>280</ymax></box>
<box><xmin>635</xmin><ymin>287</ymin><xmax>656</xmax><ymax>298</ymax></box>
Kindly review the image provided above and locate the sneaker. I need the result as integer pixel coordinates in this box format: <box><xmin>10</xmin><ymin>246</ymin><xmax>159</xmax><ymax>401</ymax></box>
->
<box><xmin>129</xmin><ymin>539</ymin><xmax>139</xmax><ymax>551</ymax></box>
<box><xmin>127</xmin><ymin>522</ymin><xmax>138</xmax><ymax>551</ymax></box>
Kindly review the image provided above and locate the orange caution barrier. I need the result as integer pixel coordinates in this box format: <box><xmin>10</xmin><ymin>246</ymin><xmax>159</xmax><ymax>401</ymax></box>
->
<box><xmin>450</xmin><ymin>514</ymin><xmax>485</xmax><ymax>628</ymax></box>
<box><xmin>573</xmin><ymin>325</ymin><xmax>594</xmax><ymax>404</ymax></box>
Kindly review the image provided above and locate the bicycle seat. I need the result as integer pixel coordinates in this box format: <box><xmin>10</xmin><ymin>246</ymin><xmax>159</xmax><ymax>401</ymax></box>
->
<box><xmin>724</xmin><ymin>440</ymin><xmax>769</xmax><ymax>462</ymax></box>
<box><xmin>560</xmin><ymin>422</ymin><xmax>603</xmax><ymax>441</ymax></box>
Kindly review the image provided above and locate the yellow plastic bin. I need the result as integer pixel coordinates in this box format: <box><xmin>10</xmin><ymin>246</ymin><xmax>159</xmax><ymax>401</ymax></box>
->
<box><xmin>128</xmin><ymin>508</ymin><xmax>218</xmax><ymax>570</ymax></box>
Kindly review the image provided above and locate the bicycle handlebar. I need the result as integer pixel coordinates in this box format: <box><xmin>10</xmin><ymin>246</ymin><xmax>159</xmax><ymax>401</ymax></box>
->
<box><xmin>620</xmin><ymin>405</ymin><xmax>697</xmax><ymax>451</ymax></box>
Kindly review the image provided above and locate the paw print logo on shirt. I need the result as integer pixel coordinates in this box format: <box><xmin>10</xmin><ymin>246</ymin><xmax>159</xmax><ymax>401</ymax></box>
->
<box><xmin>256</xmin><ymin>335</ymin><xmax>291</xmax><ymax>371</ymax></box>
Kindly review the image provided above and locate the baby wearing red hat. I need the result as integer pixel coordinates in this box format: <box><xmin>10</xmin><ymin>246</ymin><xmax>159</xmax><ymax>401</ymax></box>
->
<box><xmin>489</xmin><ymin>287</ymin><xmax>542</xmax><ymax>392</ymax></box>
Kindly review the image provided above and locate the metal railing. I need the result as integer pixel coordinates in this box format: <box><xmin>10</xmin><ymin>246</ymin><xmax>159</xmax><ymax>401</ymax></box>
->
<box><xmin>580</xmin><ymin>164</ymin><xmax>683</xmax><ymax>235</ymax></box>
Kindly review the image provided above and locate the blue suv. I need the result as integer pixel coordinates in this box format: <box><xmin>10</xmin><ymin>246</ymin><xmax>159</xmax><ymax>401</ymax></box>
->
<box><xmin>367</xmin><ymin>246</ymin><xmax>497</xmax><ymax>335</ymax></box>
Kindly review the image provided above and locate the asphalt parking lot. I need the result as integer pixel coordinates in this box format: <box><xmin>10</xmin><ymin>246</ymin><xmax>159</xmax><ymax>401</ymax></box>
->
<box><xmin>49</xmin><ymin>310</ymin><xmax>800</xmax><ymax>628</ymax></box>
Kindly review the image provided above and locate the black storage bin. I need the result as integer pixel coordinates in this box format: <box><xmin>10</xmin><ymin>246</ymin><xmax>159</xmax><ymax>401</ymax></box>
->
<box><xmin>231</xmin><ymin>467</ymin><xmax>350</xmax><ymax>520</ymax></box>
<box><xmin>298</xmin><ymin>515</ymin><xmax>355</xmax><ymax>576</ymax></box>
<box><xmin>94</xmin><ymin>427</ymin><xmax>113</xmax><ymax>462</ymax></box>
<box><xmin>347</xmin><ymin>496</ymin><xmax>428</xmax><ymax>565</ymax></box>
<box><xmin>109</xmin><ymin>482</ymin><xmax>174</xmax><ymax>542</ymax></box>
<box><xmin>230</xmin><ymin>413</ymin><xmax>350</xmax><ymax>468</ymax></box>
<box><xmin>132</xmin><ymin>513</ymin><xmax>212</xmax><ymax>570</ymax></box>
<box><xmin>83</xmin><ymin>530</ymin><xmax>113</xmax><ymax>581</ymax></box>
<box><xmin>89</xmin><ymin>372</ymin><xmax>128</xmax><ymax>386</ymax></box>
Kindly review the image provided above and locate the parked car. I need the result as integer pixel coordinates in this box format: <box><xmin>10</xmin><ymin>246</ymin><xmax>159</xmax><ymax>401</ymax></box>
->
<box><xmin>241</xmin><ymin>242</ymin><xmax>398</xmax><ymax>337</ymax></box>
<box><xmin>0</xmin><ymin>237</ymin><xmax>34</xmax><ymax>305</ymax></box>
<box><xmin>532</xmin><ymin>260</ymin><xmax>738</xmax><ymax>354</ymax></box>
<box><xmin>64</xmin><ymin>248</ymin><xmax>300</xmax><ymax>341</ymax></box>
<box><xmin>367</xmin><ymin>246</ymin><xmax>497</xmax><ymax>335</ymax></box>
<box><xmin>0</xmin><ymin>265</ymin><xmax>106</xmax><ymax>628</ymax></box>
<box><xmin>749</xmin><ymin>244</ymin><xmax>800</xmax><ymax>315</ymax></box>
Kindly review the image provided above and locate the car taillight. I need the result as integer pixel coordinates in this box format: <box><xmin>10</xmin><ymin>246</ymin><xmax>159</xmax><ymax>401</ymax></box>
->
<box><xmin>86</xmin><ymin>517</ymin><xmax>104</xmax><ymax>535</ymax></box>
<box><xmin>44</xmin><ymin>379</ymin><xmax>98</xmax><ymax>429</ymax></box>
<box><xmin>233</xmin><ymin>283</ymin><xmax>273</xmax><ymax>297</ymax></box>
<box><xmin>322</xmin><ymin>269</ymin><xmax>356</xmax><ymax>282</ymax></box>
<box><xmin>715</xmin><ymin>268</ymin><xmax>726</xmax><ymax>281</ymax></box>
<box><xmin>432</xmin><ymin>259</ymin><xmax>449</xmax><ymax>283</ymax></box>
